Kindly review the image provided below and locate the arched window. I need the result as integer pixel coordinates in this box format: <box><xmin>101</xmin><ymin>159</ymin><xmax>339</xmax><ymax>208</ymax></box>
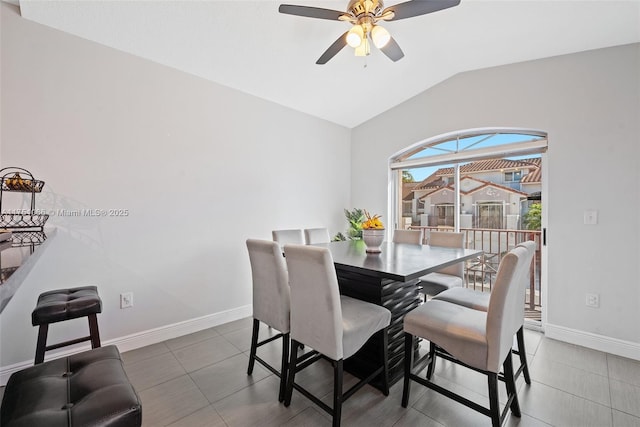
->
<box><xmin>389</xmin><ymin>128</ymin><xmax>547</xmax><ymax>231</ymax></box>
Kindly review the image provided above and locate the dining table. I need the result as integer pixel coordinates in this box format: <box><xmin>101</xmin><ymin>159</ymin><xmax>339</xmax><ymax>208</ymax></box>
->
<box><xmin>314</xmin><ymin>239</ymin><xmax>483</xmax><ymax>388</ymax></box>
<box><xmin>0</xmin><ymin>231</ymin><xmax>49</xmax><ymax>313</ymax></box>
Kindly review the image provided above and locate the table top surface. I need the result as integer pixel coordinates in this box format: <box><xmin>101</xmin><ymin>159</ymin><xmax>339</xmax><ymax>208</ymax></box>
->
<box><xmin>316</xmin><ymin>240</ymin><xmax>483</xmax><ymax>282</ymax></box>
<box><xmin>0</xmin><ymin>231</ymin><xmax>49</xmax><ymax>313</ymax></box>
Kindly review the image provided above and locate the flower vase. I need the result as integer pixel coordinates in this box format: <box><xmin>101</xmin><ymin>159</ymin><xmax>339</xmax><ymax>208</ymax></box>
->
<box><xmin>362</xmin><ymin>228</ymin><xmax>385</xmax><ymax>253</ymax></box>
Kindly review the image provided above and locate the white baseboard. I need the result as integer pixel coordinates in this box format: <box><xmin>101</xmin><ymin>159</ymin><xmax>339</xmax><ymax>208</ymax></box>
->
<box><xmin>0</xmin><ymin>305</ymin><xmax>252</xmax><ymax>386</ymax></box>
<box><xmin>545</xmin><ymin>322</ymin><xmax>640</xmax><ymax>361</ymax></box>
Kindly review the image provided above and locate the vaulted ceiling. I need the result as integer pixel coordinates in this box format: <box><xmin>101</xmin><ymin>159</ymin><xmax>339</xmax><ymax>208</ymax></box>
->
<box><xmin>15</xmin><ymin>0</ymin><xmax>640</xmax><ymax>128</ymax></box>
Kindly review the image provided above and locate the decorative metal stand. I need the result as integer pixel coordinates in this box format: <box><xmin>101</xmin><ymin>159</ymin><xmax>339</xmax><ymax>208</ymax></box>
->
<box><xmin>0</xmin><ymin>168</ymin><xmax>48</xmax><ymax>285</ymax></box>
<box><xmin>0</xmin><ymin>167</ymin><xmax>49</xmax><ymax>234</ymax></box>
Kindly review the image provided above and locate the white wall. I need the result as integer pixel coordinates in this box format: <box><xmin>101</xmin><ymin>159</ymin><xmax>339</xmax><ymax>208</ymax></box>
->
<box><xmin>352</xmin><ymin>44</ymin><xmax>640</xmax><ymax>358</ymax></box>
<box><xmin>0</xmin><ymin>3</ymin><xmax>350</xmax><ymax>371</ymax></box>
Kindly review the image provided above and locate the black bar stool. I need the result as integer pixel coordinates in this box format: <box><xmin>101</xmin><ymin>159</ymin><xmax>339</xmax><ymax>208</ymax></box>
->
<box><xmin>31</xmin><ymin>286</ymin><xmax>102</xmax><ymax>364</ymax></box>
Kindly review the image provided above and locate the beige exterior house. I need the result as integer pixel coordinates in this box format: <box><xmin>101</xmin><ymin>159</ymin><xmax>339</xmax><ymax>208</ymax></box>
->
<box><xmin>405</xmin><ymin>158</ymin><xmax>541</xmax><ymax>229</ymax></box>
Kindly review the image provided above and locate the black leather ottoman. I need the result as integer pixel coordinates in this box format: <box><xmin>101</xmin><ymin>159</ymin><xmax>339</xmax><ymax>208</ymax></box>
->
<box><xmin>32</xmin><ymin>286</ymin><xmax>102</xmax><ymax>364</ymax></box>
<box><xmin>1</xmin><ymin>345</ymin><xmax>142</xmax><ymax>427</ymax></box>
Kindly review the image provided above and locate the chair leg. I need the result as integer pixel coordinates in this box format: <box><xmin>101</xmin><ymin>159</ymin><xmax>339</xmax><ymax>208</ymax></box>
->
<box><xmin>381</xmin><ymin>327</ymin><xmax>389</xmax><ymax>396</ymax></box>
<box><xmin>504</xmin><ymin>353</ymin><xmax>521</xmax><ymax>417</ymax></box>
<box><xmin>516</xmin><ymin>326</ymin><xmax>531</xmax><ymax>384</ymax></box>
<box><xmin>284</xmin><ymin>340</ymin><xmax>301</xmax><ymax>407</ymax></box>
<box><xmin>488</xmin><ymin>372</ymin><xmax>501</xmax><ymax>427</ymax></box>
<box><xmin>426</xmin><ymin>341</ymin><xmax>437</xmax><ymax>380</ymax></box>
<box><xmin>332</xmin><ymin>359</ymin><xmax>344</xmax><ymax>427</ymax></box>
<box><xmin>401</xmin><ymin>332</ymin><xmax>413</xmax><ymax>408</ymax></box>
<box><xmin>247</xmin><ymin>319</ymin><xmax>260</xmax><ymax>375</ymax></box>
<box><xmin>279</xmin><ymin>332</ymin><xmax>290</xmax><ymax>403</ymax></box>
<box><xmin>88</xmin><ymin>313</ymin><xmax>101</xmax><ymax>349</ymax></box>
<box><xmin>34</xmin><ymin>324</ymin><xmax>49</xmax><ymax>365</ymax></box>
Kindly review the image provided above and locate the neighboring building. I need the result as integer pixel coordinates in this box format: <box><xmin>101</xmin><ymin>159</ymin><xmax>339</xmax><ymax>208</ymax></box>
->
<box><xmin>405</xmin><ymin>158</ymin><xmax>541</xmax><ymax>229</ymax></box>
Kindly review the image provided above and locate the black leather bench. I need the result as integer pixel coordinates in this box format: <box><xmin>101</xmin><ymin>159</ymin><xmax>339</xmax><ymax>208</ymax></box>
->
<box><xmin>1</xmin><ymin>345</ymin><xmax>142</xmax><ymax>427</ymax></box>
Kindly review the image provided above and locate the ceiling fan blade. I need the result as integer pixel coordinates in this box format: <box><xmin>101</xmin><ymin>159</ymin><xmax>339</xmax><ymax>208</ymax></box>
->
<box><xmin>316</xmin><ymin>31</ymin><xmax>349</xmax><ymax>64</ymax></box>
<box><xmin>380</xmin><ymin>36</ymin><xmax>405</xmax><ymax>62</ymax></box>
<box><xmin>384</xmin><ymin>0</ymin><xmax>460</xmax><ymax>21</ymax></box>
<box><xmin>279</xmin><ymin>4</ymin><xmax>346</xmax><ymax>21</ymax></box>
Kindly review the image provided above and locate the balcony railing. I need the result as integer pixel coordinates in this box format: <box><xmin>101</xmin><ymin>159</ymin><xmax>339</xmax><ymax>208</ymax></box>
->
<box><xmin>409</xmin><ymin>225</ymin><xmax>542</xmax><ymax>321</ymax></box>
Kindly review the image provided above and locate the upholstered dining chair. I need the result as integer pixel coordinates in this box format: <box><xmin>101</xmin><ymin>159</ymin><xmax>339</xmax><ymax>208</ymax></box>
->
<box><xmin>245</xmin><ymin>239</ymin><xmax>291</xmax><ymax>402</ymax></box>
<box><xmin>431</xmin><ymin>240</ymin><xmax>537</xmax><ymax>384</ymax></box>
<box><xmin>419</xmin><ymin>231</ymin><xmax>465</xmax><ymax>297</ymax></box>
<box><xmin>272</xmin><ymin>229</ymin><xmax>305</xmax><ymax>250</ymax></box>
<box><xmin>283</xmin><ymin>244</ymin><xmax>391</xmax><ymax>427</ymax></box>
<box><xmin>304</xmin><ymin>227</ymin><xmax>331</xmax><ymax>244</ymax></box>
<box><xmin>401</xmin><ymin>243</ymin><xmax>535</xmax><ymax>427</ymax></box>
<box><xmin>392</xmin><ymin>229</ymin><xmax>423</xmax><ymax>245</ymax></box>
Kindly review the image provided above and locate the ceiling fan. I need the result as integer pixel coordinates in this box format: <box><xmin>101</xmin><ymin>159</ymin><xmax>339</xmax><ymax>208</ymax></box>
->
<box><xmin>279</xmin><ymin>0</ymin><xmax>461</xmax><ymax>64</ymax></box>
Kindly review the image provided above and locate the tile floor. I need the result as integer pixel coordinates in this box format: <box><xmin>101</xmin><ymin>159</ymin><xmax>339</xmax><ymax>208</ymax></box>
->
<box><xmin>3</xmin><ymin>317</ymin><xmax>640</xmax><ymax>426</ymax></box>
<box><xmin>123</xmin><ymin>317</ymin><xmax>640</xmax><ymax>427</ymax></box>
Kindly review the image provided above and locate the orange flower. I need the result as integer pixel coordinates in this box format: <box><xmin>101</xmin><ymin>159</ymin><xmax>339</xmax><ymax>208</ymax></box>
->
<box><xmin>362</xmin><ymin>210</ymin><xmax>384</xmax><ymax>229</ymax></box>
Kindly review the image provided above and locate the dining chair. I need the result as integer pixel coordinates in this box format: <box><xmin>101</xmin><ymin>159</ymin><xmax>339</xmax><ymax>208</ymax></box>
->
<box><xmin>304</xmin><ymin>227</ymin><xmax>331</xmax><ymax>244</ymax></box>
<box><xmin>392</xmin><ymin>229</ymin><xmax>423</xmax><ymax>244</ymax></box>
<box><xmin>401</xmin><ymin>243</ymin><xmax>535</xmax><ymax>427</ymax></box>
<box><xmin>283</xmin><ymin>244</ymin><xmax>391</xmax><ymax>427</ymax></box>
<box><xmin>419</xmin><ymin>231</ymin><xmax>465</xmax><ymax>297</ymax></box>
<box><xmin>431</xmin><ymin>240</ymin><xmax>537</xmax><ymax>384</ymax></box>
<box><xmin>245</xmin><ymin>239</ymin><xmax>291</xmax><ymax>402</ymax></box>
<box><xmin>272</xmin><ymin>229</ymin><xmax>305</xmax><ymax>252</ymax></box>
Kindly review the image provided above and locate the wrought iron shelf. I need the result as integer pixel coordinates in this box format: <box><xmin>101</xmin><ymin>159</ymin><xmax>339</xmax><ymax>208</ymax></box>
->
<box><xmin>0</xmin><ymin>213</ymin><xmax>49</xmax><ymax>230</ymax></box>
<box><xmin>0</xmin><ymin>167</ymin><xmax>48</xmax><ymax>232</ymax></box>
<box><xmin>9</xmin><ymin>231</ymin><xmax>47</xmax><ymax>246</ymax></box>
<box><xmin>0</xmin><ymin>167</ymin><xmax>45</xmax><ymax>194</ymax></box>
<box><xmin>1</xmin><ymin>177</ymin><xmax>44</xmax><ymax>193</ymax></box>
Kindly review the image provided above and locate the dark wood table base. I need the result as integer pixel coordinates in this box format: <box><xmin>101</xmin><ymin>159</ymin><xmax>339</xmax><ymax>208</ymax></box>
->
<box><xmin>337</xmin><ymin>268</ymin><xmax>421</xmax><ymax>388</ymax></box>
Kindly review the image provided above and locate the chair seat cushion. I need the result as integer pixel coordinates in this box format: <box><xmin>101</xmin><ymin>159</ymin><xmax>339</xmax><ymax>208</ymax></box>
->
<box><xmin>419</xmin><ymin>273</ymin><xmax>463</xmax><ymax>296</ymax></box>
<box><xmin>432</xmin><ymin>287</ymin><xmax>490</xmax><ymax>311</ymax></box>
<box><xmin>404</xmin><ymin>300</ymin><xmax>490</xmax><ymax>371</ymax></box>
<box><xmin>1</xmin><ymin>345</ymin><xmax>141</xmax><ymax>427</ymax></box>
<box><xmin>340</xmin><ymin>296</ymin><xmax>391</xmax><ymax>359</ymax></box>
<box><xmin>32</xmin><ymin>286</ymin><xmax>102</xmax><ymax>326</ymax></box>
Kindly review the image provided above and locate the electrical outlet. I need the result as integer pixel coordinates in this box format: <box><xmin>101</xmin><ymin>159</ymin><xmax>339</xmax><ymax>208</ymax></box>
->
<box><xmin>120</xmin><ymin>292</ymin><xmax>133</xmax><ymax>309</ymax></box>
<box><xmin>586</xmin><ymin>293</ymin><xmax>599</xmax><ymax>308</ymax></box>
<box><xmin>584</xmin><ymin>210</ymin><xmax>598</xmax><ymax>225</ymax></box>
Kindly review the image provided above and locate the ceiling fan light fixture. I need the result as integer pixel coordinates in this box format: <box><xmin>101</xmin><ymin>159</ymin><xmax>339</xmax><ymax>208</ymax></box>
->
<box><xmin>354</xmin><ymin>37</ymin><xmax>370</xmax><ymax>56</ymax></box>
<box><xmin>346</xmin><ymin>24</ymin><xmax>364</xmax><ymax>47</ymax></box>
<box><xmin>371</xmin><ymin>25</ymin><xmax>390</xmax><ymax>48</ymax></box>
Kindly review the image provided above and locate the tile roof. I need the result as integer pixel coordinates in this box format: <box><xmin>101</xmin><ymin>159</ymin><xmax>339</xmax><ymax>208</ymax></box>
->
<box><xmin>414</xmin><ymin>157</ymin><xmax>541</xmax><ymax>190</ymax></box>
<box><xmin>521</xmin><ymin>167</ymin><xmax>541</xmax><ymax>183</ymax></box>
<box><xmin>403</xmin><ymin>178</ymin><xmax>445</xmax><ymax>200</ymax></box>
<box><xmin>434</xmin><ymin>157</ymin><xmax>540</xmax><ymax>176</ymax></box>
<box><xmin>402</xmin><ymin>182</ymin><xmax>418</xmax><ymax>199</ymax></box>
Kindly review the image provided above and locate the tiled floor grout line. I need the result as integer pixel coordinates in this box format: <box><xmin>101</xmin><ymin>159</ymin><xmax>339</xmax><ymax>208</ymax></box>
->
<box><xmin>523</xmin><ymin>379</ymin><xmax>614</xmax><ymax>410</ymax></box>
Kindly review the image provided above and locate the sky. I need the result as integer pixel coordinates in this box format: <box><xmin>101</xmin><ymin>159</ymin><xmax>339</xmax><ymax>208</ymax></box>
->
<box><xmin>404</xmin><ymin>133</ymin><xmax>544</xmax><ymax>182</ymax></box>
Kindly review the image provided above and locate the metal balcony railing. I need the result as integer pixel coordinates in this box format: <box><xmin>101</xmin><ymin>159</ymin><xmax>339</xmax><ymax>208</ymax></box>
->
<box><xmin>409</xmin><ymin>225</ymin><xmax>542</xmax><ymax>321</ymax></box>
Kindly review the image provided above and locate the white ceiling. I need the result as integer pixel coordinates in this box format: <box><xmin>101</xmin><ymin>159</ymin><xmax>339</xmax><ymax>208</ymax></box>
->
<box><xmin>16</xmin><ymin>0</ymin><xmax>640</xmax><ymax>128</ymax></box>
